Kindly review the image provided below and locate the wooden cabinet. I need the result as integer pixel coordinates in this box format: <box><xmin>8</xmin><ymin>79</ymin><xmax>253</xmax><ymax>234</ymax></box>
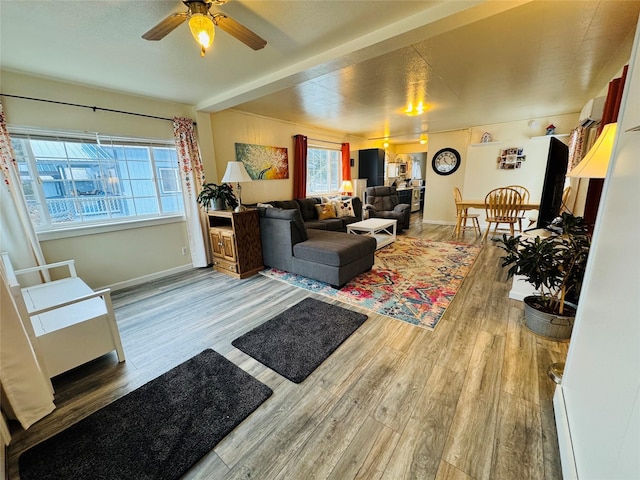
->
<box><xmin>208</xmin><ymin>210</ymin><xmax>263</xmax><ymax>278</ymax></box>
<box><xmin>358</xmin><ymin>148</ymin><xmax>385</xmax><ymax>187</ymax></box>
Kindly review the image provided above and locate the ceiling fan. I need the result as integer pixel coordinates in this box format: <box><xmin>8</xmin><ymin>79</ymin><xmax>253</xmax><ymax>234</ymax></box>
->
<box><xmin>142</xmin><ymin>0</ymin><xmax>266</xmax><ymax>56</ymax></box>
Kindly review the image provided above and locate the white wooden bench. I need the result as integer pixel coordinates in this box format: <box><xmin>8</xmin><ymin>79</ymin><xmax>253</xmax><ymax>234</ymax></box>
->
<box><xmin>1</xmin><ymin>253</ymin><xmax>125</xmax><ymax>382</ymax></box>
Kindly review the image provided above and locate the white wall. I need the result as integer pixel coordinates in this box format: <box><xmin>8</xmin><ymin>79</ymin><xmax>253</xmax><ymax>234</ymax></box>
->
<box><xmin>418</xmin><ymin>114</ymin><xmax>578</xmax><ymax>225</ymax></box>
<box><xmin>555</xmin><ymin>15</ymin><xmax>640</xmax><ymax>478</ymax></box>
<box><xmin>0</xmin><ymin>71</ymin><xmax>196</xmax><ymax>288</ymax></box>
<box><xmin>1</xmin><ymin>72</ymin><xmax>370</xmax><ymax>287</ymax></box>
<box><xmin>422</xmin><ymin>129</ymin><xmax>472</xmax><ymax>223</ymax></box>
<box><xmin>209</xmin><ymin>109</ymin><xmax>368</xmax><ymax>205</ymax></box>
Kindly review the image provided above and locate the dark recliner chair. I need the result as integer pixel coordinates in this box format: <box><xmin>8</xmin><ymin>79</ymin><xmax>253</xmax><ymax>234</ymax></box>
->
<box><xmin>363</xmin><ymin>186</ymin><xmax>411</xmax><ymax>232</ymax></box>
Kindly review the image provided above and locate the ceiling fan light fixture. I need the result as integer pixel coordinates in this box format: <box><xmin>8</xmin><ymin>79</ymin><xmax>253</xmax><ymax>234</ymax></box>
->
<box><xmin>188</xmin><ymin>13</ymin><xmax>215</xmax><ymax>56</ymax></box>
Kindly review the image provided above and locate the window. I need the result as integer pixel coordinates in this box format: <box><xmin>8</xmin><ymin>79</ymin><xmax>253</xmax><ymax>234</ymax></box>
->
<box><xmin>10</xmin><ymin>130</ymin><xmax>184</xmax><ymax>231</ymax></box>
<box><xmin>306</xmin><ymin>146</ymin><xmax>341</xmax><ymax>195</ymax></box>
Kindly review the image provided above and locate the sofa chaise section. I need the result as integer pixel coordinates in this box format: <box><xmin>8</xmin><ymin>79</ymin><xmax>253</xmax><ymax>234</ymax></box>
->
<box><xmin>258</xmin><ymin>207</ymin><xmax>376</xmax><ymax>288</ymax></box>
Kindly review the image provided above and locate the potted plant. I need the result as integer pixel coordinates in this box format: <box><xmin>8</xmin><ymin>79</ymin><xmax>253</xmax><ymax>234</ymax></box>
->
<box><xmin>196</xmin><ymin>183</ymin><xmax>238</xmax><ymax>211</ymax></box>
<box><xmin>498</xmin><ymin>212</ymin><xmax>591</xmax><ymax>339</ymax></box>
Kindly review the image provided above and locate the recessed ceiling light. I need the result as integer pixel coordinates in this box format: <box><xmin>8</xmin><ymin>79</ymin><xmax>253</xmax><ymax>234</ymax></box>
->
<box><xmin>405</xmin><ymin>101</ymin><xmax>425</xmax><ymax>116</ymax></box>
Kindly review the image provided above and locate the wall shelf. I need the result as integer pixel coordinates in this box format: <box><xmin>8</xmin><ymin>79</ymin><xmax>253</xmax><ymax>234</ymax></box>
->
<box><xmin>530</xmin><ymin>134</ymin><xmax>570</xmax><ymax>139</ymax></box>
<box><xmin>469</xmin><ymin>141</ymin><xmax>503</xmax><ymax>147</ymax></box>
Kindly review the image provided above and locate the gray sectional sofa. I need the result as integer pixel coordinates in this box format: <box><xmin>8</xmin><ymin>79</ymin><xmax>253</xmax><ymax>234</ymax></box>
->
<box><xmin>261</xmin><ymin>196</ymin><xmax>363</xmax><ymax>232</ymax></box>
<box><xmin>258</xmin><ymin>207</ymin><xmax>376</xmax><ymax>288</ymax></box>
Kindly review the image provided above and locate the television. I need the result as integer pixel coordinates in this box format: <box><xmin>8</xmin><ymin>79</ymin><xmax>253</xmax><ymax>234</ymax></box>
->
<box><xmin>536</xmin><ymin>137</ymin><xmax>569</xmax><ymax>229</ymax></box>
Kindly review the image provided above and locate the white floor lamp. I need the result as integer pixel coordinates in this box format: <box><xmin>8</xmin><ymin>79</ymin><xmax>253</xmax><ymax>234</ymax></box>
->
<box><xmin>548</xmin><ymin>122</ymin><xmax>617</xmax><ymax>384</ymax></box>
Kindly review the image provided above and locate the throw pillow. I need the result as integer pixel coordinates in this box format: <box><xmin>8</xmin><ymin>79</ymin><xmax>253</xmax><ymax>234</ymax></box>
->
<box><xmin>256</xmin><ymin>202</ymin><xmax>274</xmax><ymax>208</ymax></box>
<box><xmin>333</xmin><ymin>197</ymin><xmax>355</xmax><ymax>218</ymax></box>
<box><xmin>321</xmin><ymin>195</ymin><xmax>345</xmax><ymax>204</ymax></box>
<box><xmin>315</xmin><ymin>203</ymin><xmax>337</xmax><ymax>220</ymax></box>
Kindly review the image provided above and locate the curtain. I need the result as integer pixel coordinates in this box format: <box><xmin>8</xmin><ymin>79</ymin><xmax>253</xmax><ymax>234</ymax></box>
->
<box><xmin>599</xmin><ymin>64</ymin><xmax>628</xmax><ymax>134</ymax></box>
<box><xmin>341</xmin><ymin>143</ymin><xmax>351</xmax><ymax>182</ymax></box>
<box><xmin>0</xmin><ymin>100</ymin><xmax>48</xmax><ymax>278</ymax></box>
<box><xmin>293</xmin><ymin>134</ymin><xmax>307</xmax><ymax>199</ymax></box>
<box><xmin>173</xmin><ymin>117</ymin><xmax>211</xmax><ymax>267</ymax></box>
<box><xmin>1</xmin><ymin>269</ymin><xmax>56</xmax><ymax>430</ymax></box>
<box><xmin>568</xmin><ymin>126</ymin><xmax>586</xmax><ymax>171</ymax></box>
<box><xmin>584</xmin><ymin>64</ymin><xmax>628</xmax><ymax>230</ymax></box>
<box><xmin>0</xmin><ymin>100</ymin><xmax>55</xmax><ymax>430</ymax></box>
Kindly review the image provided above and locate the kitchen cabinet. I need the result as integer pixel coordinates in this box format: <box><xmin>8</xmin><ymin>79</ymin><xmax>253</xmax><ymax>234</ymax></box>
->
<box><xmin>397</xmin><ymin>188</ymin><xmax>412</xmax><ymax>205</ymax></box>
<box><xmin>358</xmin><ymin>148</ymin><xmax>385</xmax><ymax>187</ymax></box>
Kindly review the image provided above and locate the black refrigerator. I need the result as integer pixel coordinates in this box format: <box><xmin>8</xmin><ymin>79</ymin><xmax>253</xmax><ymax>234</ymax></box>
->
<box><xmin>358</xmin><ymin>148</ymin><xmax>385</xmax><ymax>187</ymax></box>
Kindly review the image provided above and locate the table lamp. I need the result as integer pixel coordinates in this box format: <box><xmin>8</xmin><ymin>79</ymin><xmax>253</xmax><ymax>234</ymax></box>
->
<box><xmin>221</xmin><ymin>161</ymin><xmax>252</xmax><ymax>212</ymax></box>
<box><xmin>340</xmin><ymin>180</ymin><xmax>354</xmax><ymax>196</ymax></box>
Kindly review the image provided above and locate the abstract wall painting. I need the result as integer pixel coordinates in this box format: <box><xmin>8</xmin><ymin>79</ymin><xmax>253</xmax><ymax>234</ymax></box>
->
<box><xmin>235</xmin><ymin>143</ymin><xmax>289</xmax><ymax>180</ymax></box>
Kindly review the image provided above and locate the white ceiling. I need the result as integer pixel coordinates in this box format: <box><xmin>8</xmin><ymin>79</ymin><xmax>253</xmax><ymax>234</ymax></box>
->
<box><xmin>1</xmin><ymin>0</ymin><xmax>639</xmax><ymax>144</ymax></box>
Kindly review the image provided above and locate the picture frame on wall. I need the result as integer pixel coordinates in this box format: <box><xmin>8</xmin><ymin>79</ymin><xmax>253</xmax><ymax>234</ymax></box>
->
<box><xmin>235</xmin><ymin>143</ymin><xmax>289</xmax><ymax>180</ymax></box>
<box><xmin>498</xmin><ymin>147</ymin><xmax>526</xmax><ymax>169</ymax></box>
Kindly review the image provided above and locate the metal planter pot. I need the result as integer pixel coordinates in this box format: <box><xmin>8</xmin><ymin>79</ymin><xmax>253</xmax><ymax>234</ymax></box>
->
<box><xmin>523</xmin><ymin>295</ymin><xmax>575</xmax><ymax>340</ymax></box>
<box><xmin>210</xmin><ymin>198</ymin><xmax>226</xmax><ymax>211</ymax></box>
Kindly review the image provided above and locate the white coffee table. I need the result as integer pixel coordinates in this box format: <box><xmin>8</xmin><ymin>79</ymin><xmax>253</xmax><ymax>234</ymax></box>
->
<box><xmin>347</xmin><ymin>218</ymin><xmax>397</xmax><ymax>249</ymax></box>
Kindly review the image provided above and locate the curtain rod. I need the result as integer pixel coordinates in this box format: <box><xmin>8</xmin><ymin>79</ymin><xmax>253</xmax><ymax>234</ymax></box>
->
<box><xmin>306</xmin><ymin>137</ymin><xmax>344</xmax><ymax>146</ymax></box>
<box><xmin>0</xmin><ymin>94</ymin><xmax>196</xmax><ymax>125</ymax></box>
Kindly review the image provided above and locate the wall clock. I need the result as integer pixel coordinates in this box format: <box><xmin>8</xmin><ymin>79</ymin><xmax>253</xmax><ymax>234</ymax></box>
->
<box><xmin>432</xmin><ymin>148</ymin><xmax>461</xmax><ymax>175</ymax></box>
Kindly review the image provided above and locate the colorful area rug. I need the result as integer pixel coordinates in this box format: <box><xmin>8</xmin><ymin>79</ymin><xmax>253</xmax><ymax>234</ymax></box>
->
<box><xmin>260</xmin><ymin>237</ymin><xmax>482</xmax><ymax>330</ymax></box>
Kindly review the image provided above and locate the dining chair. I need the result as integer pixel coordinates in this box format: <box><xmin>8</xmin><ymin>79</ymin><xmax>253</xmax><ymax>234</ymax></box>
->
<box><xmin>453</xmin><ymin>187</ymin><xmax>481</xmax><ymax>237</ymax></box>
<box><xmin>482</xmin><ymin>187</ymin><xmax>524</xmax><ymax>241</ymax></box>
<box><xmin>506</xmin><ymin>185</ymin><xmax>530</xmax><ymax>232</ymax></box>
<box><xmin>560</xmin><ymin>185</ymin><xmax>573</xmax><ymax>214</ymax></box>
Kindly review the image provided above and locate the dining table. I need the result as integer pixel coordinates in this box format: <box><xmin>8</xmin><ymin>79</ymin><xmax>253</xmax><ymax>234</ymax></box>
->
<box><xmin>454</xmin><ymin>199</ymin><xmax>540</xmax><ymax>238</ymax></box>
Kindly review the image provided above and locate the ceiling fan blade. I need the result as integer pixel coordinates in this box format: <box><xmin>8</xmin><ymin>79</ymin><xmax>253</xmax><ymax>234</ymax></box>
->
<box><xmin>214</xmin><ymin>14</ymin><xmax>267</xmax><ymax>50</ymax></box>
<box><xmin>142</xmin><ymin>12</ymin><xmax>188</xmax><ymax>41</ymax></box>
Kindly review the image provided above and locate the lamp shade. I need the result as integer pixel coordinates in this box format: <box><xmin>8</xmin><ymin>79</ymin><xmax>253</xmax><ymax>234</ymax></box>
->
<box><xmin>567</xmin><ymin>123</ymin><xmax>617</xmax><ymax>179</ymax></box>
<box><xmin>340</xmin><ymin>180</ymin><xmax>354</xmax><ymax>193</ymax></box>
<box><xmin>221</xmin><ymin>162</ymin><xmax>252</xmax><ymax>183</ymax></box>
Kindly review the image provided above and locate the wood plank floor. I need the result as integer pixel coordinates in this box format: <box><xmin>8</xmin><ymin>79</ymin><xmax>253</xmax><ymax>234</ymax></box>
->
<box><xmin>6</xmin><ymin>217</ymin><xmax>569</xmax><ymax>479</ymax></box>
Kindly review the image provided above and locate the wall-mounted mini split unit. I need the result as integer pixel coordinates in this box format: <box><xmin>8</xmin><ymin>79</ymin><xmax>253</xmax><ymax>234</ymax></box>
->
<box><xmin>578</xmin><ymin>96</ymin><xmax>605</xmax><ymax>128</ymax></box>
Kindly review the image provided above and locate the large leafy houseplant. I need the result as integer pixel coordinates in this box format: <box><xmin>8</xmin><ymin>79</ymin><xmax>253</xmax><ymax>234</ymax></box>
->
<box><xmin>499</xmin><ymin>212</ymin><xmax>591</xmax><ymax>316</ymax></box>
<box><xmin>196</xmin><ymin>183</ymin><xmax>238</xmax><ymax>211</ymax></box>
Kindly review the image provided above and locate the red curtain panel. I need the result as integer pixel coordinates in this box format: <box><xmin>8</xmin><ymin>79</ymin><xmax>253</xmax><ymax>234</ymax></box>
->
<box><xmin>293</xmin><ymin>134</ymin><xmax>307</xmax><ymax>199</ymax></box>
<box><xmin>341</xmin><ymin>143</ymin><xmax>351</xmax><ymax>181</ymax></box>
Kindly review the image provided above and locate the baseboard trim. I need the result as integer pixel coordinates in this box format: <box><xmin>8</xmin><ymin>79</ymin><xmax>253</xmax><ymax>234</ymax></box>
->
<box><xmin>421</xmin><ymin>220</ymin><xmax>456</xmax><ymax>225</ymax></box>
<box><xmin>554</xmin><ymin>386</ymin><xmax>578</xmax><ymax>479</ymax></box>
<box><xmin>420</xmin><ymin>219</ymin><xmax>491</xmax><ymax>229</ymax></box>
<box><xmin>104</xmin><ymin>264</ymin><xmax>194</xmax><ymax>292</ymax></box>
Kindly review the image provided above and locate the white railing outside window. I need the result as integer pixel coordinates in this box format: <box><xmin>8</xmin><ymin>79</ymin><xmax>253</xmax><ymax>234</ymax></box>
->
<box><xmin>306</xmin><ymin>146</ymin><xmax>341</xmax><ymax>196</ymax></box>
<box><xmin>10</xmin><ymin>129</ymin><xmax>184</xmax><ymax>232</ymax></box>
